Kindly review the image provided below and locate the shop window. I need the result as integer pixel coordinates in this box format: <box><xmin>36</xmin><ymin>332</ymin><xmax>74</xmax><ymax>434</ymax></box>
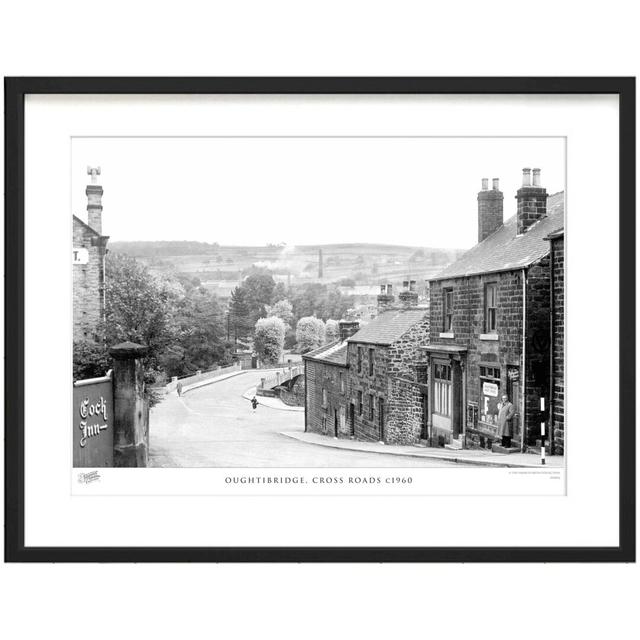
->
<box><xmin>485</xmin><ymin>282</ymin><xmax>498</xmax><ymax>333</ymax></box>
<box><xmin>479</xmin><ymin>365</ymin><xmax>501</xmax><ymax>427</ymax></box>
<box><xmin>443</xmin><ymin>287</ymin><xmax>454</xmax><ymax>332</ymax></box>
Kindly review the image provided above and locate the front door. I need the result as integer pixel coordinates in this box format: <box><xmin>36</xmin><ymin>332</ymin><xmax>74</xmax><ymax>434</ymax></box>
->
<box><xmin>349</xmin><ymin>403</ymin><xmax>355</xmax><ymax>437</ymax></box>
<box><xmin>334</xmin><ymin>409</ymin><xmax>338</xmax><ymax>437</ymax></box>
<box><xmin>432</xmin><ymin>360</ymin><xmax>453</xmax><ymax>432</ymax></box>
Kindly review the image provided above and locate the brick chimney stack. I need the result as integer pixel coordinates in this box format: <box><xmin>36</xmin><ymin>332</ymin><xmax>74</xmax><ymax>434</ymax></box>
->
<box><xmin>338</xmin><ymin>319</ymin><xmax>360</xmax><ymax>342</ymax></box>
<box><xmin>377</xmin><ymin>283</ymin><xmax>395</xmax><ymax>311</ymax></box>
<box><xmin>86</xmin><ymin>166</ymin><xmax>103</xmax><ymax>234</ymax></box>
<box><xmin>399</xmin><ymin>278</ymin><xmax>418</xmax><ymax>308</ymax></box>
<box><xmin>477</xmin><ymin>176</ymin><xmax>503</xmax><ymax>243</ymax></box>
<box><xmin>516</xmin><ymin>167</ymin><xmax>547</xmax><ymax>235</ymax></box>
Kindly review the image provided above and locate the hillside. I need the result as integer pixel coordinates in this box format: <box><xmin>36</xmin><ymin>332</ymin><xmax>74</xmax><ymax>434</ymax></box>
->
<box><xmin>108</xmin><ymin>241</ymin><xmax>465</xmax><ymax>298</ymax></box>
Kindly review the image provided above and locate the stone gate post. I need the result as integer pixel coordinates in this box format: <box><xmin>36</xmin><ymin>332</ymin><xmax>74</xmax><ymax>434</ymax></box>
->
<box><xmin>109</xmin><ymin>341</ymin><xmax>149</xmax><ymax>467</ymax></box>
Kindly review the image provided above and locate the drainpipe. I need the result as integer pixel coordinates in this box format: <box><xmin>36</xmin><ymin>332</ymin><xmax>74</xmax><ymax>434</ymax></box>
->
<box><xmin>521</xmin><ymin>268</ymin><xmax>527</xmax><ymax>452</ymax></box>
<box><xmin>304</xmin><ymin>360</ymin><xmax>308</xmax><ymax>432</ymax></box>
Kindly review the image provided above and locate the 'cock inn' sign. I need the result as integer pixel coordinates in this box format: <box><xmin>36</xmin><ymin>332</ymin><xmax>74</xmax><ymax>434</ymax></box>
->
<box><xmin>73</xmin><ymin>374</ymin><xmax>114</xmax><ymax>467</ymax></box>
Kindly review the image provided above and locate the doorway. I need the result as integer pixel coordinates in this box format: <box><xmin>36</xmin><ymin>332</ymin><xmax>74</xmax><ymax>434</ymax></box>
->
<box><xmin>349</xmin><ymin>403</ymin><xmax>355</xmax><ymax>437</ymax></box>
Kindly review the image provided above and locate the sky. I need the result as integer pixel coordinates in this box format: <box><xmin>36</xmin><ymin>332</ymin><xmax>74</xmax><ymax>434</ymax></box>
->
<box><xmin>72</xmin><ymin>136</ymin><xmax>565</xmax><ymax>250</ymax></box>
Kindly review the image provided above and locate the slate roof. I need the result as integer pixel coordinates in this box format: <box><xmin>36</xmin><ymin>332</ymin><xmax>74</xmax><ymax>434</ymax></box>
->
<box><xmin>303</xmin><ymin>341</ymin><xmax>348</xmax><ymax>366</ymax></box>
<box><xmin>347</xmin><ymin>307</ymin><xmax>428</xmax><ymax>346</ymax></box>
<box><xmin>431</xmin><ymin>192</ymin><xmax>564</xmax><ymax>281</ymax></box>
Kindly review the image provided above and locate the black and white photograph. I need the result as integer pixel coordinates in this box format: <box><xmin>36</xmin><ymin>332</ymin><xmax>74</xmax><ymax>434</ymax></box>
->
<box><xmin>71</xmin><ymin>137</ymin><xmax>566</xmax><ymax>474</ymax></box>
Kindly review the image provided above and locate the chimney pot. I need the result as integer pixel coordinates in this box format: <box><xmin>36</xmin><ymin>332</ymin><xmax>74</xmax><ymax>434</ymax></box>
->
<box><xmin>532</xmin><ymin>168</ymin><xmax>541</xmax><ymax>187</ymax></box>
<box><xmin>481</xmin><ymin>178</ymin><xmax>489</xmax><ymax>191</ymax></box>
<box><xmin>522</xmin><ymin>168</ymin><xmax>532</xmax><ymax>186</ymax></box>
<box><xmin>492</xmin><ymin>178</ymin><xmax>499</xmax><ymax>190</ymax></box>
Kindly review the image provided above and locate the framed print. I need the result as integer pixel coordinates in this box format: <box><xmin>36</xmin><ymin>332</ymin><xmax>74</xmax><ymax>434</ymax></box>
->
<box><xmin>4</xmin><ymin>77</ymin><xmax>635</xmax><ymax>562</ymax></box>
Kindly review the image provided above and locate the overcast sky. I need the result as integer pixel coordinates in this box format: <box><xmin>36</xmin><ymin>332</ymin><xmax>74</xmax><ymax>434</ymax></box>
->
<box><xmin>72</xmin><ymin>137</ymin><xmax>565</xmax><ymax>250</ymax></box>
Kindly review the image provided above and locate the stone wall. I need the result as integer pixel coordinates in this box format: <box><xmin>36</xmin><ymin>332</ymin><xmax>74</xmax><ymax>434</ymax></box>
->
<box><xmin>430</xmin><ymin>271</ymin><xmax>524</xmax><ymax>448</ymax></box>
<box><xmin>73</xmin><ymin>218</ymin><xmax>107</xmax><ymax>343</ymax></box>
<box><xmin>346</xmin><ymin>309</ymin><xmax>429</xmax><ymax>444</ymax></box>
<box><xmin>347</xmin><ymin>342</ymin><xmax>389</xmax><ymax>442</ymax></box>
<box><xmin>551</xmin><ymin>236</ymin><xmax>565</xmax><ymax>454</ymax></box>
<box><xmin>524</xmin><ymin>255</ymin><xmax>552</xmax><ymax>445</ymax></box>
<box><xmin>304</xmin><ymin>359</ymin><xmax>349</xmax><ymax>437</ymax></box>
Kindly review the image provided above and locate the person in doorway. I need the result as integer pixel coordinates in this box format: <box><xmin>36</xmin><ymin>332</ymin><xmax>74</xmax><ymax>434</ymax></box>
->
<box><xmin>176</xmin><ymin>381</ymin><xmax>183</xmax><ymax>397</ymax></box>
<box><xmin>251</xmin><ymin>396</ymin><xmax>258</xmax><ymax>413</ymax></box>
<box><xmin>497</xmin><ymin>394</ymin><xmax>515</xmax><ymax>448</ymax></box>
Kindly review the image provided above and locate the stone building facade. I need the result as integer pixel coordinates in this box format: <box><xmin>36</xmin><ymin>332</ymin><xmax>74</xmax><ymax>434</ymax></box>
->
<box><xmin>303</xmin><ymin>323</ymin><xmax>357</xmax><ymax>437</ymax></box>
<box><xmin>73</xmin><ymin>167</ymin><xmax>109</xmax><ymax>343</ymax></box>
<box><xmin>547</xmin><ymin>228</ymin><xmax>565</xmax><ymax>454</ymax></box>
<box><xmin>425</xmin><ymin>169</ymin><xmax>564</xmax><ymax>452</ymax></box>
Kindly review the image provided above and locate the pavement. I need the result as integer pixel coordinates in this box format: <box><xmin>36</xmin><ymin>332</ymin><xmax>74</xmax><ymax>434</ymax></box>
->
<box><xmin>280</xmin><ymin>431</ymin><xmax>565</xmax><ymax>468</ymax></box>
<box><xmin>148</xmin><ymin>370</ymin><xmax>460</xmax><ymax>468</ymax></box>
<box><xmin>242</xmin><ymin>386</ymin><xmax>304</xmax><ymax>412</ymax></box>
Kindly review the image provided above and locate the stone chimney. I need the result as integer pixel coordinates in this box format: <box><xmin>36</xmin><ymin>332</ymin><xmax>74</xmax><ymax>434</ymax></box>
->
<box><xmin>86</xmin><ymin>166</ymin><xmax>103</xmax><ymax>234</ymax></box>
<box><xmin>377</xmin><ymin>283</ymin><xmax>394</xmax><ymax>311</ymax></box>
<box><xmin>399</xmin><ymin>279</ymin><xmax>418</xmax><ymax>308</ymax></box>
<box><xmin>477</xmin><ymin>176</ymin><xmax>503</xmax><ymax>243</ymax></box>
<box><xmin>516</xmin><ymin>167</ymin><xmax>547</xmax><ymax>235</ymax></box>
<box><xmin>338</xmin><ymin>319</ymin><xmax>360</xmax><ymax>341</ymax></box>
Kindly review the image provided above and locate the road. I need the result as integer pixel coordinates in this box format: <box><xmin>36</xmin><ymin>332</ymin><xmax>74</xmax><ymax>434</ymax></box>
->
<box><xmin>149</xmin><ymin>370</ymin><xmax>457</xmax><ymax>467</ymax></box>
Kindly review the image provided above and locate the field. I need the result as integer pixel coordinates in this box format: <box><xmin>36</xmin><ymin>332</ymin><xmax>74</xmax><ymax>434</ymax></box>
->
<box><xmin>109</xmin><ymin>241</ymin><xmax>464</xmax><ymax>299</ymax></box>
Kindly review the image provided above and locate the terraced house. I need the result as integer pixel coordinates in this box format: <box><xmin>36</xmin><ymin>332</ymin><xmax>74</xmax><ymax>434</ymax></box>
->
<box><xmin>425</xmin><ymin>169</ymin><xmax>564</xmax><ymax>453</ymax></box>
<box><xmin>304</xmin><ymin>287</ymin><xmax>430</xmax><ymax>445</ymax></box>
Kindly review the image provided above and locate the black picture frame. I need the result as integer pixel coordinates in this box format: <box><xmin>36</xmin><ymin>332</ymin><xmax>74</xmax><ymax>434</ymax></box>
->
<box><xmin>4</xmin><ymin>77</ymin><xmax>635</xmax><ymax>563</ymax></box>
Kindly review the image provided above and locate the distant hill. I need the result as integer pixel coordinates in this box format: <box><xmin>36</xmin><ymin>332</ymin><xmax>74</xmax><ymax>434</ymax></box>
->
<box><xmin>108</xmin><ymin>241</ymin><xmax>465</xmax><ymax>295</ymax></box>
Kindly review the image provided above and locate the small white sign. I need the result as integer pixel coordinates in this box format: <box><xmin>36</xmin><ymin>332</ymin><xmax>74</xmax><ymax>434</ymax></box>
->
<box><xmin>73</xmin><ymin>248</ymin><xmax>89</xmax><ymax>264</ymax></box>
<box><xmin>482</xmin><ymin>382</ymin><xmax>499</xmax><ymax>397</ymax></box>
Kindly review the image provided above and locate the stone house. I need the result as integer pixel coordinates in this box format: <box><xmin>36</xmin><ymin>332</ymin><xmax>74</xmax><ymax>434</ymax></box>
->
<box><xmin>345</xmin><ymin>288</ymin><xmax>430</xmax><ymax>445</ymax></box>
<box><xmin>546</xmin><ymin>227</ymin><xmax>565</xmax><ymax>455</ymax></box>
<box><xmin>303</xmin><ymin>321</ymin><xmax>359</xmax><ymax>437</ymax></box>
<box><xmin>425</xmin><ymin>169</ymin><xmax>564</xmax><ymax>452</ymax></box>
<box><xmin>73</xmin><ymin>167</ymin><xmax>109</xmax><ymax>342</ymax></box>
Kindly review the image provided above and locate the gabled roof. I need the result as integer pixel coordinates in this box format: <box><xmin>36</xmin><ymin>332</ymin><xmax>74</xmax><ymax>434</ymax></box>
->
<box><xmin>302</xmin><ymin>340</ymin><xmax>348</xmax><ymax>366</ymax></box>
<box><xmin>73</xmin><ymin>214</ymin><xmax>100</xmax><ymax>236</ymax></box>
<box><xmin>347</xmin><ymin>307</ymin><xmax>428</xmax><ymax>346</ymax></box>
<box><xmin>431</xmin><ymin>192</ymin><xmax>564</xmax><ymax>281</ymax></box>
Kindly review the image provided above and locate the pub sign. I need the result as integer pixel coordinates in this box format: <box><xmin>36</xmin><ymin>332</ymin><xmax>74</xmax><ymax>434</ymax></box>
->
<box><xmin>73</xmin><ymin>376</ymin><xmax>114</xmax><ymax>467</ymax></box>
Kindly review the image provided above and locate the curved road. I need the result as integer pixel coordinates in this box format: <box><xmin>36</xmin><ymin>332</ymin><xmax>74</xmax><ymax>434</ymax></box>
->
<box><xmin>149</xmin><ymin>370</ymin><xmax>455</xmax><ymax>467</ymax></box>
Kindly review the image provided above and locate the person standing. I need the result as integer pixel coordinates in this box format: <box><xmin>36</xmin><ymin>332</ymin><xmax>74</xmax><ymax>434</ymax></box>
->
<box><xmin>251</xmin><ymin>396</ymin><xmax>258</xmax><ymax>413</ymax></box>
<box><xmin>497</xmin><ymin>393</ymin><xmax>515</xmax><ymax>448</ymax></box>
<box><xmin>177</xmin><ymin>381</ymin><xmax>183</xmax><ymax>397</ymax></box>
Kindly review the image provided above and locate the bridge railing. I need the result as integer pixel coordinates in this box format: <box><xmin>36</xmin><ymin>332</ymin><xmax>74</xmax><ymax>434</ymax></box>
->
<box><xmin>258</xmin><ymin>364</ymin><xmax>304</xmax><ymax>391</ymax></box>
<box><xmin>165</xmin><ymin>363</ymin><xmax>242</xmax><ymax>394</ymax></box>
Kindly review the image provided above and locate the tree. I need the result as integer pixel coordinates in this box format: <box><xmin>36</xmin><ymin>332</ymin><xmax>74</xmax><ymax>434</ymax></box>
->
<box><xmin>325</xmin><ymin>319</ymin><xmax>340</xmax><ymax>344</ymax></box>
<box><xmin>296</xmin><ymin>316</ymin><xmax>326</xmax><ymax>353</ymax></box>
<box><xmin>101</xmin><ymin>253</ymin><xmax>180</xmax><ymax>383</ymax></box>
<box><xmin>266</xmin><ymin>298</ymin><xmax>294</xmax><ymax>329</ymax></box>
<box><xmin>73</xmin><ymin>339</ymin><xmax>112</xmax><ymax>381</ymax></box>
<box><xmin>254</xmin><ymin>317</ymin><xmax>286</xmax><ymax>365</ymax></box>
<box><xmin>229</xmin><ymin>271</ymin><xmax>276</xmax><ymax>339</ymax></box>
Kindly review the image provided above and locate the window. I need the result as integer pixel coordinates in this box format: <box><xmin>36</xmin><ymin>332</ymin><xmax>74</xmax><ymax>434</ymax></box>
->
<box><xmin>479</xmin><ymin>366</ymin><xmax>500</xmax><ymax>380</ymax></box>
<box><xmin>443</xmin><ymin>288</ymin><xmax>454</xmax><ymax>332</ymax></box>
<box><xmin>358</xmin><ymin>391</ymin><xmax>363</xmax><ymax>416</ymax></box>
<box><xmin>357</xmin><ymin>347</ymin><xmax>363</xmax><ymax>373</ymax></box>
<box><xmin>322</xmin><ymin>388</ymin><xmax>328</xmax><ymax>409</ymax></box>
<box><xmin>485</xmin><ymin>282</ymin><xmax>498</xmax><ymax>333</ymax></box>
<box><xmin>339</xmin><ymin>372</ymin><xmax>345</xmax><ymax>394</ymax></box>
<box><xmin>433</xmin><ymin>362</ymin><xmax>452</xmax><ymax>417</ymax></box>
<box><xmin>368</xmin><ymin>348</ymin><xmax>375</xmax><ymax>376</ymax></box>
<box><xmin>378</xmin><ymin>398</ymin><xmax>384</xmax><ymax>431</ymax></box>
<box><xmin>369</xmin><ymin>394</ymin><xmax>375</xmax><ymax>421</ymax></box>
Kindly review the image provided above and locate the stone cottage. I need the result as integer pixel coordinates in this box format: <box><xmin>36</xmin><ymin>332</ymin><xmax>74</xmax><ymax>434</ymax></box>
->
<box><xmin>425</xmin><ymin>169</ymin><xmax>564</xmax><ymax>452</ymax></box>
<box><xmin>344</xmin><ymin>287</ymin><xmax>430</xmax><ymax>445</ymax></box>
<box><xmin>73</xmin><ymin>167</ymin><xmax>109</xmax><ymax>343</ymax></box>
<box><xmin>303</xmin><ymin>320</ymin><xmax>360</xmax><ymax>437</ymax></box>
